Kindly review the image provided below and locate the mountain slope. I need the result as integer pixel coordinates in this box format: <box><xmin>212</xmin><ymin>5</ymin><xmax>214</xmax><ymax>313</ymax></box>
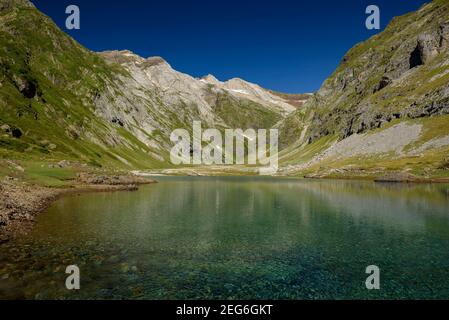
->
<box><xmin>0</xmin><ymin>0</ymin><xmax>300</xmax><ymax>175</ymax></box>
<box><xmin>279</xmin><ymin>0</ymin><xmax>449</xmax><ymax>180</ymax></box>
<box><xmin>98</xmin><ymin>49</ymin><xmax>297</xmax><ymax>147</ymax></box>
<box><xmin>0</xmin><ymin>0</ymin><xmax>164</xmax><ymax>169</ymax></box>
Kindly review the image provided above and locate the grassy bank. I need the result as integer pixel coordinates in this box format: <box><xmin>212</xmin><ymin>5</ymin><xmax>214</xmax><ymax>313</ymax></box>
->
<box><xmin>0</xmin><ymin>159</ymin><xmax>157</xmax><ymax>243</ymax></box>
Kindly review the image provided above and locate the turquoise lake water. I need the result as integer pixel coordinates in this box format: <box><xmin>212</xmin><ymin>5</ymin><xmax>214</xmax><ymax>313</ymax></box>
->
<box><xmin>1</xmin><ymin>177</ymin><xmax>449</xmax><ymax>299</ymax></box>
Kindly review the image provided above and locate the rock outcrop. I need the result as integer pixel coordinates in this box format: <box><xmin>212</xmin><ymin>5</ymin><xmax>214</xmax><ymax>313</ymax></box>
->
<box><xmin>280</xmin><ymin>0</ymin><xmax>449</xmax><ymax>147</ymax></box>
<box><xmin>277</xmin><ymin>0</ymin><xmax>449</xmax><ymax>179</ymax></box>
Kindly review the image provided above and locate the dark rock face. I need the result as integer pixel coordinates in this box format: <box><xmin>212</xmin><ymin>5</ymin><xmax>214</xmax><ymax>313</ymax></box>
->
<box><xmin>409</xmin><ymin>45</ymin><xmax>424</xmax><ymax>69</ymax></box>
<box><xmin>19</xmin><ymin>79</ymin><xmax>37</xmax><ymax>98</ymax></box>
<box><xmin>409</xmin><ymin>25</ymin><xmax>449</xmax><ymax>69</ymax></box>
<box><xmin>439</xmin><ymin>22</ymin><xmax>449</xmax><ymax>49</ymax></box>
<box><xmin>112</xmin><ymin>117</ymin><xmax>124</xmax><ymax>127</ymax></box>
<box><xmin>11</xmin><ymin>128</ymin><xmax>22</xmax><ymax>138</ymax></box>
<box><xmin>375</xmin><ymin>76</ymin><xmax>392</xmax><ymax>92</ymax></box>
<box><xmin>410</xmin><ymin>33</ymin><xmax>440</xmax><ymax>69</ymax></box>
<box><xmin>417</xmin><ymin>34</ymin><xmax>439</xmax><ymax>64</ymax></box>
<box><xmin>385</xmin><ymin>39</ymin><xmax>417</xmax><ymax>79</ymax></box>
<box><xmin>13</xmin><ymin>76</ymin><xmax>37</xmax><ymax>99</ymax></box>
<box><xmin>404</xmin><ymin>97</ymin><xmax>449</xmax><ymax>118</ymax></box>
<box><xmin>299</xmin><ymin>6</ymin><xmax>449</xmax><ymax>146</ymax></box>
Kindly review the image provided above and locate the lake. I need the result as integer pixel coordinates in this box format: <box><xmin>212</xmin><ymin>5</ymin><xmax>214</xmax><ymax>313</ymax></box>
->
<box><xmin>1</xmin><ymin>177</ymin><xmax>449</xmax><ymax>299</ymax></box>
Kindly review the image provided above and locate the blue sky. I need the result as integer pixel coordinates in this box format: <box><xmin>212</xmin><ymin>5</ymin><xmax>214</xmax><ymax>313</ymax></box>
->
<box><xmin>32</xmin><ymin>0</ymin><xmax>430</xmax><ymax>93</ymax></box>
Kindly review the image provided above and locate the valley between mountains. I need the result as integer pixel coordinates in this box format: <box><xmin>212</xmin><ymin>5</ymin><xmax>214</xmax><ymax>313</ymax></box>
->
<box><xmin>1</xmin><ymin>0</ymin><xmax>449</xmax><ymax>239</ymax></box>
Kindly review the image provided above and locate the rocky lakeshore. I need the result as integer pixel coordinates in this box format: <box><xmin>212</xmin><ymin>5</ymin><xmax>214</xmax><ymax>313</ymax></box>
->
<box><xmin>301</xmin><ymin>171</ymin><xmax>449</xmax><ymax>183</ymax></box>
<box><xmin>0</xmin><ymin>174</ymin><xmax>157</xmax><ymax>244</ymax></box>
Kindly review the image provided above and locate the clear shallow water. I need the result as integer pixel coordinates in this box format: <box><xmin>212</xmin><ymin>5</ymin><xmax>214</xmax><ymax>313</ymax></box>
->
<box><xmin>1</xmin><ymin>177</ymin><xmax>449</xmax><ymax>299</ymax></box>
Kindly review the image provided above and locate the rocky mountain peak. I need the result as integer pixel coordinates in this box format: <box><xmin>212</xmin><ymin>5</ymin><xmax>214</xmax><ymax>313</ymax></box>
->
<box><xmin>141</xmin><ymin>56</ymin><xmax>168</xmax><ymax>68</ymax></box>
<box><xmin>99</xmin><ymin>51</ymin><xmax>170</xmax><ymax>69</ymax></box>
<box><xmin>224</xmin><ymin>78</ymin><xmax>255</xmax><ymax>91</ymax></box>
<box><xmin>201</xmin><ymin>74</ymin><xmax>221</xmax><ymax>85</ymax></box>
<box><xmin>99</xmin><ymin>50</ymin><xmax>145</xmax><ymax>65</ymax></box>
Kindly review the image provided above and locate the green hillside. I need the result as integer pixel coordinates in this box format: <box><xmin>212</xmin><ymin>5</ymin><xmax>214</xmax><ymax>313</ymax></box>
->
<box><xmin>278</xmin><ymin>0</ymin><xmax>449</xmax><ymax>180</ymax></box>
<box><xmin>0</xmin><ymin>1</ymin><xmax>166</xmax><ymax>170</ymax></box>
